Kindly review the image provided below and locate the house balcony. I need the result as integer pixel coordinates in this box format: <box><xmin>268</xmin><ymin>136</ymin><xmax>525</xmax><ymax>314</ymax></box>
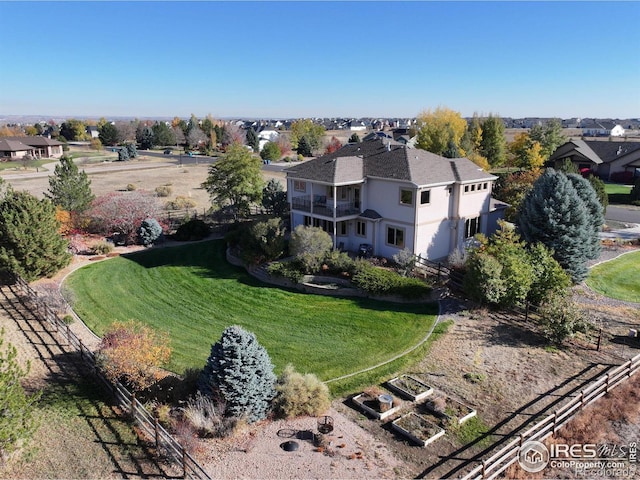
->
<box><xmin>291</xmin><ymin>195</ymin><xmax>360</xmax><ymax>218</ymax></box>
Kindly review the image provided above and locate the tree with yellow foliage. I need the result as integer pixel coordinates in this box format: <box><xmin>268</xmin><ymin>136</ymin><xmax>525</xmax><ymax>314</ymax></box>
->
<box><xmin>97</xmin><ymin>321</ymin><xmax>171</xmax><ymax>392</ymax></box>
<box><xmin>508</xmin><ymin>132</ymin><xmax>545</xmax><ymax>170</ymax></box>
<box><xmin>416</xmin><ymin>107</ymin><xmax>468</xmax><ymax>157</ymax></box>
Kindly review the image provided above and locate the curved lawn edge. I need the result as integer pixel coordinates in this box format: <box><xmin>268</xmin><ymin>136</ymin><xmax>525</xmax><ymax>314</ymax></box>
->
<box><xmin>586</xmin><ymin>249</ymin><xmax>640</xmax><ymax>304</ymax></box>
<box><xmin>325</xmin><ymin>297</ymin><xmax>444</xmax><ymax>384</ymax></box>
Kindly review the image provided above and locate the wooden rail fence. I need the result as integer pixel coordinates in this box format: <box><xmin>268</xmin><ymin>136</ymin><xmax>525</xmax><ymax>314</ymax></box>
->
<box><xmin>460</xmin><ymin>352</ymin><xmax>640</xmax><ymax>480</ymax></box>
<box><xmin>9</xmin><ymin>275</ymin><xmax>211</xmax><ymax>480</ymax></box>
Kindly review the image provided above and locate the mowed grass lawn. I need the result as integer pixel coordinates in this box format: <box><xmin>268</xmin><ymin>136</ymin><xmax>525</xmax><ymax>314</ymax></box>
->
<box><xmin>587</xmin><ymin>251</ymin><xmax>640</xmax><ymax>303</ymax></box>
<box><xmin>65</xmin><ymin>240</ymin><xmax>437</xmax><ymax>380</ymax></box>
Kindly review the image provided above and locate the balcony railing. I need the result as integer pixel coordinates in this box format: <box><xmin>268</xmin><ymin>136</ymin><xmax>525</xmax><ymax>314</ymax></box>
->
<box><xmin>291</xmin><ymin>195</ymin><xmax>360</xmax><ymax>218</ymax></box>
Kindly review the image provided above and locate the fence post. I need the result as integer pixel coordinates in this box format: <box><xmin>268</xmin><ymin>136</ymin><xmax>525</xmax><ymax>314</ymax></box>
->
<box><xmin>130</xmin><ymin>391</ymin><xmax>136</xmax><ymax>417</ymax></box>
<box><xmin>66</xmin><ymin>323</ymin><xmax>71</xmax><ymax>346</ymax></box>
<box><xmin>182</xmin><ymin>447</ymin><xmax>187</xmax><ymax>479</ymax></box>
<box><xmin>605</xmin><ymin>373</ymin><xmax>610</xmax><ymax>393</ymax></box>
<box><xmin>580</xmin><ymin>390</ymin><xmax>585</xmax><ymax>407</ymax></box>
<box><xmin>481</xmin><ymin>459</ymin><xmax>487</xmax><ymax>479</ymax></box>
<box><xmin>525</xmin><ymin>302</ymin><xmax>529</xmax><ymax>322</ymax></box>
<box><xmin>154</xmin><ymin>416</ymin><xmax>160</xmax><ymax>455</ymax></box>
<box><xmin>596</xmin><ymin>329</ymin><xmax>602</xmax><ymax>351</ymax></box>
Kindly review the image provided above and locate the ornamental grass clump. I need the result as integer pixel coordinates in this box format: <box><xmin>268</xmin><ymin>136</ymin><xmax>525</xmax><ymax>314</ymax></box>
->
<box><xmin>272</xmin><ymin>364</ymin><xmax>330</xmax><ymax>419</ymax></box>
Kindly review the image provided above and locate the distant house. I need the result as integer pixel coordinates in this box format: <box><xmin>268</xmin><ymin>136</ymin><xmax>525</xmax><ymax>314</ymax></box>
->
<box><xmin>86</xmin><ymin>126</ymin><xmax>99</xmax><ymax>139</ymax></box>
<box><xmin>5</xmin><ymin>136</ymin><xmax>64</xmax><ymax>159</ymax></box>
<box><xmin>258</xmin><ymin>129</ymin><xmax>279</xmax><ymax>152</ymax></box>
<box><xmin>285</xmin><ymin>138</ymin><xmax>504</xmax><ymax>260</ymax></box>
<box><xmin>548</xmin><ymin>139</ymin><xmax>640</xmax><ymax>181</ymax></box>
<box><xmin>349</xmin><ymin>120</ymin><xmax>367</xmax><ymax>132</ymax></box>
<box><xmin>0</xmin><ymin>139</ymin><xmax>36</xmax><ymax>160</ymax></box>
<box><xmin>581</xmin><ymin>121</ymin><xmax>625</xmax><ymax>137</ymax></box>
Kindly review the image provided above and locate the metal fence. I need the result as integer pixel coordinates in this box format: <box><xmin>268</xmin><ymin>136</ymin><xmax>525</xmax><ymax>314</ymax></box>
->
<box><xmin>460</xmin><ymin>352</ymin><xmax>640</xmax><ymax>480</ymax></box>
<box><xmin>10</xmin><ymin>275</ymin><xmax>211</xmax><ymax>480</ymax></box>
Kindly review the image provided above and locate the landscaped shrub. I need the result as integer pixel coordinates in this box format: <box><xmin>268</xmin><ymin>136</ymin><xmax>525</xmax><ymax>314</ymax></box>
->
<box><xmin>393</xmin><ymin>248</ymin><xmax>416</xmax><ymax>277</ymax></box>
<box><xmin>198</xmin><ymin>325</ymin><xmax>277</xmax><ymax>423</ymax></box>
<box><xmin>537</xmin><ymin>292</ymin><xmax>588</xmax><ymax>345</ymax></box>
<box><xmin>272</xmin><ymin>364</ymin><xmax>331</xmax><ymax>419</ymax></box>
<box><xmin>183</xmin><ymin>391</ymin><xmax>236</xmax><ymax>438</ymax></box>
<box><xmin>137</xmin><ymin>218</ymin><xmax>163</xmax><ymax>246</ymax></box>
<box><xmin>289</xmin><ymin>225</ymin><xmax>333</xmax><ymax>273</ymax></box>
<box><xmin>321</xmin><ymin>250</ymin><xmax>355</xmax><ymax>276</ymax></box>
<box><xmin>352</xmin><ymin>260</ymin><xmax>431</xmax><ymax>299</ymax></box>
<box><xmin>173</xmin><ymin>218</ymin><xmax>210</xmax><ymax>241</ymax></box>
<box><xmin>239</xmin><ymin>218</ymin><xmax>286</xmax><ymax>264</ymax></box>
<box><xmin>155</xmin><ymin>185</ymin><xmax>173</xmax><ymax>197</ymax></box>
<box><xmin>266</xmin><ymin>260</ymin><xmax>306</xmax><ymax>283</ymax></box>
<box><xmin>92</xmin><ymin>240</ymin><xmax>114</xmax><ymax>255</ymax></box>
<box><xmin>165</xmin><ymin>196</ymin><xmax>197</xmax><ymax>211</ymax></box>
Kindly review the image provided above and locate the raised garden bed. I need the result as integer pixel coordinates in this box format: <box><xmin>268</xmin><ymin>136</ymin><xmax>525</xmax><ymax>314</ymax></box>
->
<box><xmin>386</xmin><ymin>374</ymin><xmax>433</xmax><ymax>402</ymax></box>
<box><xmin>423</xmin><ymin>394</ymin><xmax>476</xmax><ymax>425</ymax></box>
<box><xmin>392</xmin><ymin>412</ymin><xmax>445</xmax><ymax>447</ymax></box>
<box><xmin>352</xmin><ymin>391</ymin><xmax>401</xmax><ymax>420</ymax></box>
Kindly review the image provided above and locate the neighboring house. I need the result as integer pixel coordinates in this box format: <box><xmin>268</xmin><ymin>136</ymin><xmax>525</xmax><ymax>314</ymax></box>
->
<box><xmin>86</xmin><ymin>126</ymin><xmax>99</xmax><ymax>139</ymax></box>
<box><xmin>548</xmin><ymin>139</ymin><xmax>640</xmax><ymax>181</ymax></box>
<box><xmin>258</xmin><ymin>129</ymin><xmax>279</xmax><ymax>152</ymax></box>
<box><xmin>5</xmin><ymin>136</ymin><xmax>64</xmax><ymax>158</ymax></box>
<box><xmin>581</xmin><ymin>120</ymin><xmax>625</xmax><ymax>137</ymax></box>
<box><xmin>285</xmin><ymin>138</ymin><xmax>503</xmax><ymax>261</ymax></box>
<box><xmin>0</xmin><ymin>139</ymin><xmax>36</xmax><ymax>159</ymax></box>
<box><xmin>349</xmin><ymin>120</ymin><xmax>367</xmax><ymax>131</ymax></box>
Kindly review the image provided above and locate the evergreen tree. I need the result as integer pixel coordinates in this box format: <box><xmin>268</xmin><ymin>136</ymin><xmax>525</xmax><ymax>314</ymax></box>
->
<box><xmin>46</xmin><ymin>156</ymin><xmax>95</xmax><ymax>213</ymax></box>
<box><xmin>348</xmin><ymin>133</ymin><xmax>360</xmax><ymax>143</ymax></box>
<box><xmin>296</xmin><ymin>135</ymin><xmax>312</xmax><ymax>157</ymax></box>
<box><xmin>198</xmin><ymin>326</ymin><xmax>276</xmax><ymax>423</ymax></box>
<box><xmin>587</xmin><ymin>174</ymin><xmax>608</xmax><ymax>212</ymax></box>
<box><xmin>0</xmin><ymin>191</ymin><xmax>71</xmax><ymax>281</ymax></box>
<box><xmin>98</xmin><ymin>122</ymin><xmax>118</xmax><ymax>146</ymax></box>
<box><xmin>480</xmin><ymin>115</ymin><xmax>506</xmax><ymax>166</ymax></box>
<box><xmin>137</xmin><ymin>218</ymin><xmax>163</xmax><ymax>246</ymax></box>
<box><xmin>516</xmin><ymin>169</ymin><xmax>592</xmax><ymax>282</ymax></box>
<box><xmin>117</xmin><ymin>147</ymin><xmax>129</xmax><ymax>161</ymax></box>
<box><xmin>0</xmin><ymin>329</ymin><xmax>41</xmax><ymax>462</ymax></box>
<box><xmin>566</xmin><ymin>173</ymin><xmax>604</xmax><ymax>260</ymax></box>
<box><xmin>138</xmin><ymin>127</ymin><xmax>154</xmax><ymax>150</ymax></box>
<box><xmin>152</xmin><ymin>121</ymin><xmax>176</xmax><ymax>146</ymax></box>
<box><xmin>443</xmin><ymin>139</ymin><xmax>462</xmax><ymax>159</ymax></box>
<box><xmin>261</xmin><ymin>179</ymin><xmax>288</xmax><ymax>217</ymax></box>
<box><xmin>246</xmin><ymin>128</ymin><xmax>259</xmax><ymax>152</ymax></box>
<box><xmin>126</xmin><ymin>143</ymin><xmax>138</xmax><ymax>158</ymax></box>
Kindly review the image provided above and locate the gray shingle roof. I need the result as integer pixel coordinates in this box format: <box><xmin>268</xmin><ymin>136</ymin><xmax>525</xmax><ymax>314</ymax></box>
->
<box><xmin>6</xmin><ymin>136</ymin><xmax>64</xmax><ymax>147</ymax></box>
<box><xmin>359</xmin><ymin>209</ymin><xmax>383</xmax><ymax>220</ymax></box>
<box><xmin>286</xmin><ymin>138</ymin><xmax>495</xmax><ymax>187</ymax></box>
<box><xmin>0</xmin><ymin>139</ymin><xmax>34</xmax><ymax>152</ymax></box>
<box><xmin>549</xmin><ymin>139</ymin><xmax>640</xmax><ymax>165</ymax></box>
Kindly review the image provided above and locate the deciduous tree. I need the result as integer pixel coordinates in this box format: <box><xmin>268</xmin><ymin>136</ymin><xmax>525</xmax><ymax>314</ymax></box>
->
<box><xmin>289</xmin><ymin>119</ymin><xmax>325</xmax><ymax>151</ymax></box>
<box><xmin>198</xmin><ymin>325</ymin><xmax>276</xmax><ymax>423</ymax></box>
<box><xmin>529</xmin><ymin>118</ymin><xmax>566</xmax><ymax>160</ymax></box>
<box><xmin>325</xmin><ymin>136</ymin><xmax>342</xmax><ymax>154</ymax></box>
<box><xmin>480</xmin><ymin>115</ymin><xmax>506</xmax><ymax>166</ymax></box>
<box><xmin>508</xmin><ymin>132</ymin><xmax>544</xmax><ymax>170</ymax></box>
<box><xmin>201</xmin><ymin>143</ymin><xmax>264</xmax><ymax>218</ymax></box>
<box><xmin>260</xmin><ymin>141</ymin><xmax>281</xmax><ymax>162</ymax></box>
<box><xmin>97</xmin><ymin>321</ymin><xmax>171</xmax><ymax>392</ymax></box>
<box><xmin>415</xmin><ymin>107</ymin><xmax>467</xmax><ymax>156</ymax></box>
<box><xmin>88</xmin><ymin>191</ymin><xmax>160</xmax><ymax>245</ymax></box>
<box><xmin>0</xmin><ymin>190</ymin><xmax>71</xmax><ymax>281</ymax></box>
<box><xmin>46</xmin><ymin>155</ymin><xmax>95</xmax><ymax>214</ymax></box>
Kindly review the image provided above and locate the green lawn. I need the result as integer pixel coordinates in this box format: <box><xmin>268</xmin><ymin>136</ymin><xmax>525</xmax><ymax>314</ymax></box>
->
<box><xmin>65</xmin><ymin>240</ymin><xmax>437</xmax><ymax>383</ymax></box>
<box><xmin>604</xmin><ymin>183</ymin><xmax>632</xmax><ymax>195</ymax></box>
<box><xmin>587</xmin><ymin>251</ymin><xmax>640</xmax><ymax>303</ymax></box>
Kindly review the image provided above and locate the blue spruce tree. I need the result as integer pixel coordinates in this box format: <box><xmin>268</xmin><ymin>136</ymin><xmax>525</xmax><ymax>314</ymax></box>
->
<box><xmin>199</xmin><ymin>325</ymin><xmax>276</xmax><ymax>423</ymax></box>
<box><xmin>566</xmin><ymin>173</ymin><xmax>604</xmax><ymax>261</ymax></box>
<box><xmin>516</xmin><ymin>169</ymin><xmax>592</xmax><ymax>283</ymax></box>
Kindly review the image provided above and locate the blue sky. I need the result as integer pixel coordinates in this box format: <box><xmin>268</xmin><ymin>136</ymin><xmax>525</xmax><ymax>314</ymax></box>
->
<box><xmin>1</xmin><ymin>1</ymin><xmax>639</xmax><ymax>119</ymax></box>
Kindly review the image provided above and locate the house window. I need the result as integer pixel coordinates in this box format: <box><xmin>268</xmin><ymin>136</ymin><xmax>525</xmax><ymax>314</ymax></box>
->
<box><xmin>339</xmin><ymin>221</ymin><xmax>347</xmax><ymax>235</ymax></box>
<box><xmin>304</xmin><ymin>216</ymin><xmax>311</xmax><ymax>226</ymax></box>
<box><xmin>420</xmin><ymin>190</ymin><xmax>431</xmax><ymax>205</ymax></box>
<box><xmin>294</xmin><ymin>180</ymin><xmax>306</xmax><ymax>192</ymax></box>
<box><xmin>471</xmin><ymin>184</ymin><xmax>476</xmax><ymax>192</ymax></box>
<box><xmin>465</xmin><ymin>216</ymin><xmax>480</xmax><ymax>238</ymax></box>
<box><xmin>483</xmin><ymin>183</ymin><xmax>488</xmax><ymax>190</ymax></box>
<box><xmin>400</xmin><ymin>189</ymin><xmax>413</xmax><ymax>206</ymax></box>
<box><xmin>464</xmin><ymin>185</ymin><xmax>470</xmax><ymax>193</ymax></box>
<box><xmin>356</xmin><ymin>221</ymin><xmax>366</xmax><ymax>237</ymax></box>
<box><xmin>387</xmin><ymin>226</ymin><xmax>405</xmax><ymax>248</ymax></box>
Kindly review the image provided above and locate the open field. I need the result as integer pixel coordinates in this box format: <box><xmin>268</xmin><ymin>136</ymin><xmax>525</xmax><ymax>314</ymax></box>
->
<box><xmin>64</xmin><ymin>239</ymin><xmax>438</xmax><ymax>383</ymax></box>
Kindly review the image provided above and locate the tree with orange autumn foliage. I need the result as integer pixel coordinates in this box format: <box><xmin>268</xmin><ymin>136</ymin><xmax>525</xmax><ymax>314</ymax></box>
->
<box><xmin>55</xmin><ymin>207</ymin><xmax>72</xmax><ymax>235</ymax></box>
<box><xmin>97</xmin><ymin>321</ymin><xmax>171</xmax><ymax>392</ymax></box>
